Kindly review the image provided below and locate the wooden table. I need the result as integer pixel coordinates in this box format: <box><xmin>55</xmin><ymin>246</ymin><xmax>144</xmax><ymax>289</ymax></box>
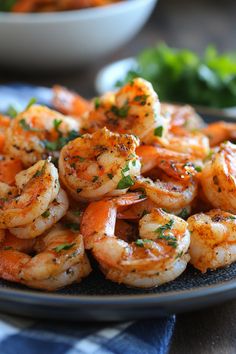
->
<box><xmin>1</xmin><ymin>0</ymin><xmax>236</xmax><ymax>352</ymax></box>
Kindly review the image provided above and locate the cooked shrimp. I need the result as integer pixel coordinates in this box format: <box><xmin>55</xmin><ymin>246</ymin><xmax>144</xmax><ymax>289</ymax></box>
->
<box><xmin>0</xmin><ymin>115</ymin><xmax>10</xmax><ymax>153</ymax></box>
<box><xmin>201</xmin><ymin>141</ymin><xmax>236</xmax><ymax>213</ymax></box>
<box><xmin>162</xmin><ymin>130</ymin><xmax>210</xmax><ymax>159</ymax></box>
<box><xmin>202</xmin><ymin>121</ymin><xmax>236</xmax><ymax>147</ymax></box>
<box><xmin>59</xmin><ymin>127</ymin><xmax>141</xmax><ymax>201</ymax></box>
<box><xmin>0</xmin><ymin>155</ymin><xmax>23</xmax><ymax>186</ymax></box>
<box><xmin>0</xmin><ymin>159</ymin><xmax>59</xmax><ymax>228</ymax></box>
<box><xmin>161</xmin><ymin>103</ymin><xmax>205</xmax><ymax>131</ymax></box>
<box><xmin>10</xmin><ymin>188</ymin><xmax>69</xmax><ymax>239</ymax></box>
<box><xmin>81</xmin><ymin>201</ymin><xmax>190</xmax><ymax>288</ymax></box>
<box><xmin>4</xmin><ymin>105</ymin><xmax>80</xmax><ymax>166</ymax></box>
<box><xmin>133</xmin><ymin>176</ymin><xmax>197</xmax><ymax>214</ymax></box>
<box><xmin>136</xmin><ymin>145</ymin><xmax>200</xmax><ymax>180</ymax></box>
<box><xmin>0</xmin><ymin>225</ymin><xmax>91</xmax><ymax>290</ymax></box>
<box><xmin>53</xmin><ymin>85</ymin><xmax>92</xmax><ymax>118</ymax></box>
<box><xmin>83</xmin><ymin>78</ymin><xmax>169</xmax><ymax>144</ymax></box>
<box><xmin>117</xmin><ymin>197</ymin><xmax>191</xmax><ymax>221</ymax></box>
<box><xmin>188</xmin><ymin>209</ymin><xmax>236</xmax><ymax>272</ymax></box>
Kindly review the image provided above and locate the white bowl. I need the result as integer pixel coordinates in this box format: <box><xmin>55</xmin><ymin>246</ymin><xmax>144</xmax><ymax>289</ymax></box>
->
<box><xmin>0</xmin><ymin>0</ymin><xmax>157</xmax><ymax>70</ymax></box>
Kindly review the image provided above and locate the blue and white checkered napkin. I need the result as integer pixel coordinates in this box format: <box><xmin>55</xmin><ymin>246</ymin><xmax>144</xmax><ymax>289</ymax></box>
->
<box><xmin>0</xmin><ymin>313</ymin><xmax>175</xmax><ymax>354</ymax></box>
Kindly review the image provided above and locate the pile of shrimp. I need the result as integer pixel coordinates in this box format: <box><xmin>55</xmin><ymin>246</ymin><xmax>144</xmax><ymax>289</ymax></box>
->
<box><xmin>1</xmin><ymin>77</ymin><xmax>236</xmax><ymax>291</ymax></box>
<box><xmin>7</xmin><ymin>0</ymin><xmax>120</xmax><ymax>13</ymax></box>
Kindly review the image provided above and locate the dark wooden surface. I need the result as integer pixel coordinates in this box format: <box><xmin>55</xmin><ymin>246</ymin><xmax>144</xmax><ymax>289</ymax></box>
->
<box><xmin>1</xmin><ymin>0</ymin><xmax>236</xmax><ymax>352</ymax></box>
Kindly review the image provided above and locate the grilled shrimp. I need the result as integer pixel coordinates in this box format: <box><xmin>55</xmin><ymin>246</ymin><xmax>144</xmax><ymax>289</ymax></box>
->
<box><xmin>161</xmin><ymin>103</ymin><xmax>205</xmax><ymax>131</ymax></box>
<box><xmin>82</xmin><ymin>78</ymin><xmax>169</xmax><ymax>144</ymax></box>
<box><xmin>162</xmin><ymin>130</ymin><xmax>210</xmax><ymax>159</ymax></box>
<box><xmin>202</xmin><ymin>121</ymin><xmax>236</xmax><ymax>147</ymax></box>
<box><xmin>4</xmin><ymin>105</ymin><xmax>80</xmax><ymax>166</ymax></box>
<box><xmin>0</xmin><ymin>155</ymin><xmax>23</xmax><ymax>185</ymax></box>
<box><xmin>0</xmin><ymin>226</ymin><xmax>91</xmax><ymax>291</ymax></box>
<box><xmin>0</xmin><ymin>115</ymin><xmax>10</xmax><ymax>153</ymax></box>
<box><xmin>188</xmin><ymin>209</ymin><xmax>236</xmax><ymax>272</ymax></box>
<box><xmin>133</xmin><ymin>176</ymin><xmax>197</xmax><ymax>214</ymax></box>
<box><xmin>10</xmin><ymin>188</ymin><xmax>69</xmax><ymax>239</ymax></box>
<box><xmin>0</xmin><ymin>160</ymin><xmax>59</xmax><ymax>228</ymax></box>
<box><xmin>53</xmin><ymin>85</ymin><xmax>92</xmax><ymax>118</ymax></box>
<box><xmin>59</xmin><ymin>127</ymin><xmax>141</xmax><ymax>201</ymax></box>
<box><xmin>136</xmin><ymin>145</ymin><xmax>200</xmax><ymax>180</ymax></box>
<box><xmin>81</xmin><ymin>199</ymin><xmax>190</xmax><ymax>288</ymax></box>
<box><xmin>201</xmin><ymin>141</ymin><xmax>236</xmax><ymax>213</ymax></box>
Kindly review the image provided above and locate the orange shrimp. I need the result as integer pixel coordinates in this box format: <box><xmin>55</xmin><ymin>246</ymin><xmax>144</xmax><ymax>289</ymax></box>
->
<box><xmin>53</xmin><ymin>85</ymin><xmax>92</xmax><ymax>118</ymax></box>
<box><xmin>0</xmin><ymin>156</ymin><xmax>23</xmax><ymax>186</ymax></box>
<box><xmin>136</xmin><ymin>145</ymin><xmax>199</xmax><ymax>181</ymax></box>
<box><xmin>0</xmin><ymin>225</ymin><xmax>91</xmax><ymax>290</ymax></box>
<box><xmin>202</xmin><ymin>121</ymin><xmax>236</xmax><ymax>147</ymax></box>
<box><xmin>81</xmin><ymin>196</ymin><xmax>190</xmax><ymax>288</ymax></box>
<box><xmin>0</xmin><ymin>115</ymin><xmax>10</xmax><ymax>153</ymax></box>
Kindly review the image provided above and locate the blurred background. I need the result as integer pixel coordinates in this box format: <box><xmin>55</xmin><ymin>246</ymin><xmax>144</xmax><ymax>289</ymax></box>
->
<box><xmin>0</xmin><ymin>0</ymin><xmax>236</xmax><ymax>97</ymax></box>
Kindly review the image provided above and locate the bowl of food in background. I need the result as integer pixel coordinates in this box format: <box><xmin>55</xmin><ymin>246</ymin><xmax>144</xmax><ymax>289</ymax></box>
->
<box><xmin>0</xmin><ymin>0</ymin><xmax>157</xmax><ymax>70</ymax></box>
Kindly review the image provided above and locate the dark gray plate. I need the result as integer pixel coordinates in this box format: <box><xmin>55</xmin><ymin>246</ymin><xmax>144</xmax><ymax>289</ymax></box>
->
<box><xmin>1</xmin><ymin>84</ymin><xmax>236</xmax><ymax>321</ymax></box>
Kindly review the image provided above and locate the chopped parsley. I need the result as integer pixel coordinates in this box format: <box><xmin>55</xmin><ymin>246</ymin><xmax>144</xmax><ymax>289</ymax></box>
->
<box><xmin>53</xmin><ymin>119</ymin><xmax>62</xmax><ymax>132</ymax></box>
<box><xmin>73</xmin><ymin>210</ymin><xmax>82</xmax><ymax>216</ymax></box>
<box><xmin>94</xmin><ymin>97</ymin><xmax>101</xmax><ymax>109</ymax></box>
<box><xmin>228</xmin><ymin>216</ymin><xmax>236</xmax><ymax>220</ymax></box>
<box><xmin>178</xmin><ymin>208</ymin><xmax>189</xmax><ymax>219</ymax></box>
<box><xmin>133</xmin><ymin>94</ymin><xmax>148</xmax><ymax>105</ymax></box>
<box><xmin>157</xmin><ymin>235</ymin><xmax>178</xmax><ymax>248</ymax></box>
<box><xmin>117</xmin><ymin>165</ymin><xmax>134</xmax><ymax>190</ymax></box>
<box><xmin>3</xmin><ymin>246</ymin><xmax>13</xmax><ymax>250</ymax></box>
<box><xmin>64</xmin><ymin>222</ymin><xmax>80</xmax><ymax>231</ymax></box>
<box><xmin>155</xmin><ymin>219</ymin><xmax>174</xmax><ymax>237</ymax></box>
<box><xmin>19</xmin><ymin>119</ymin><xmax>40</xmax><ymax>132</ymax></box>
<box><xmin>107</xmin><ymin>173</ymin><xmax>114</xmax><ymax>179</ymax></box>
<box><xmin>155</xmin><ymin>219</ymin><xmax>177</xmax><ymax>248</ymax></box>
<box><xmin>92</xmin><ymin>176</ymin><xmax>99</xmax><ymax>182</ymax></box>
<box><xmin>53</xmin><ymin>243</ymin><xmax>76</xmax><ymax>253</ymax></box>
<box><xmin>194</xmin><ymin>166</ymin><xmax>202</xmax><ymax>172</ymax></box>
<box><xmin>42</xmin><ymin>129</ymin><xmax>80</xmax><ymax>151</ymax></box>
<box><xmin>7</xmin><ymin>105</ymin><xmax>18</xmax><ymax>118</ymax></box>
<box><xmin>41</xmin><ymin>209</ymin><xmax>50</xmax><ymax>218</ymax></box>
<box><xmin>74</xmin><ymin>156</ymin><xmax>85</xmax><ymax>162</ymax></box>
<box><xmin>154</xmin><ymin>126</ymin><xmax>163</xmax><ymax>137</ymax></box>
<box><xmin>33</xmin><ymin>161</ymin><xmax>47</xmax><ymax>178</ymax></box>
<box><xmin>111</xmin><ymin>104</ymin><xmax>130</xmax><ymax>118</ymax></box>
<box><xmin>25</xmin><ymin>97</ymin><xmax>37</xmax><ymax>110</ymax></box>
<box><xmin>135</xmin><ymin>239</ymin><xmax>151</xmax><ymax>247</ymax></box>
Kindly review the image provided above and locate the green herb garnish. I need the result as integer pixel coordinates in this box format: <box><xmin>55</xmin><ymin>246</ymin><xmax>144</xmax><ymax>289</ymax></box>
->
<box><xmin>135</xmin><ymin>239</ymin><xmax>151</xmax><ymax>247</ymax></box>
<box><xmin>94</xmin><ymin>97</ymin><xmax>101</xmax><ymax>109</ymax></box>
<box><xmin>119</xmin><ymin>43</ymin><xmax>236</xmax><ymax>108</ymax></box>
<box><xmin>155</xmin><ymin>219</ymin><xmax>174</xmax><ymax>237</ymax></box>
<box><xmin>53</xmin><ymin>243</ymin><xmax>76</xmax><ymax>253</ymax></box>
<box><xmin>19</xmin><ymin>119</ymin><xmax>39</xmax><ymax>132</ymax></box>
<box><xmin>42</xmin><ymin>209</ymin><xmax>50</xmax><ymax>218</ymax></box>
<box><xmin>111</xmin><ymin>104</ymin><xmax>130</xmax><ymax>118</ymax></box>
<box><xmin>25</xmin><ymin>98</ymin><xmax>37</xmax><ymax>110</ymax></box>
<box><xmin>154</xmin><ymin>126</ymin><xmax>163</xmax><ymax>137</ymax></box>
<box><xmin>7</xmin><ymin>105</ymin><xmax>18</xmax><ymax>118</ymax></box>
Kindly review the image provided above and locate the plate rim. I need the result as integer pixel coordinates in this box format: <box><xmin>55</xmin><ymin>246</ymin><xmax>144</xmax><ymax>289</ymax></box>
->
<box><xmin>0</xmin><ymin>275</ymin><xmax>236</xmax><ymax>306</ymax></box>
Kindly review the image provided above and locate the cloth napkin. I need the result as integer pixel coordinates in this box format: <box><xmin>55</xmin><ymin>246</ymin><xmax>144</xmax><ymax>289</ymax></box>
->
<box><xmin>0</xmin><ymin>313</ymin><xmax>175</xmax><ymax>354</ymax></box>
<box><xmin>0</xmin><ymin>83</ymin><xmax>176</xmax><ymax>354</ymax></box>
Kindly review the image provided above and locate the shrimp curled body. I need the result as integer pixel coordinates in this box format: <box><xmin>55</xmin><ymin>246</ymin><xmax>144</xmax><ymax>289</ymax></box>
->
<box><xmin>59</xmin><ymin>127</ymin><xmax>141</xmax><ymax>201</ymax></box>
<box><xmin>188</xmin><ymin>209</ymin><xmax>236</xmax><ymax>272</ymax></box>
<box><xmin>81</xmin><ymin>198</ymin><xmax>190</xmax><ymax>288</ymax></box>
